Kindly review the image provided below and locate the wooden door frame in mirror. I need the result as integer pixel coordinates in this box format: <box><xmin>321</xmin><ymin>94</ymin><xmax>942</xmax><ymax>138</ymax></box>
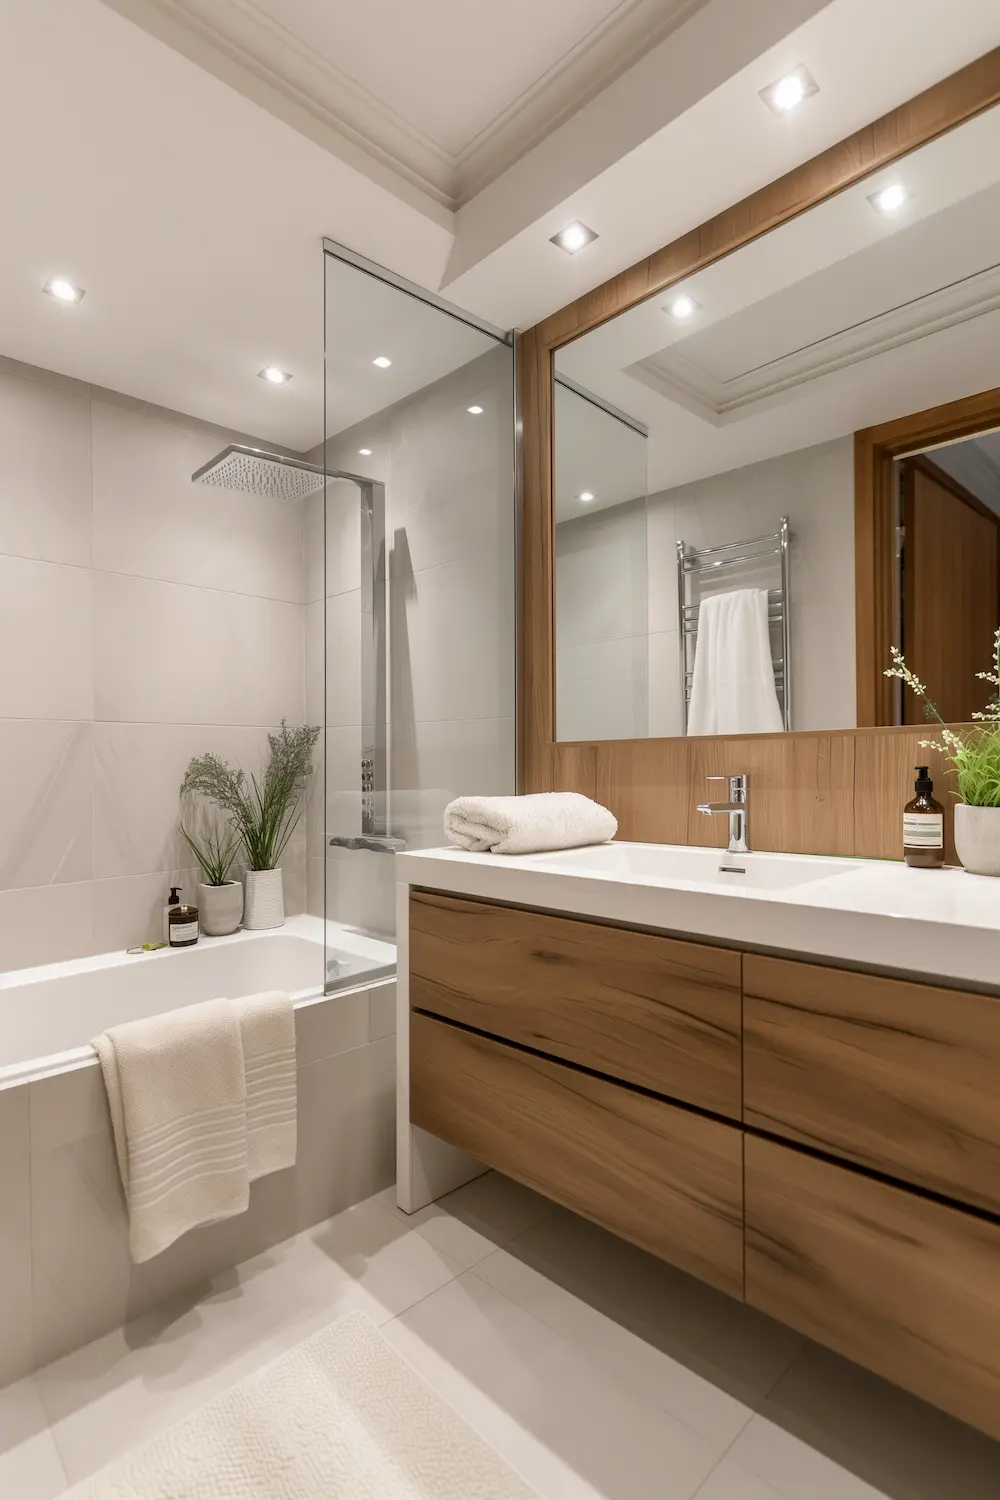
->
<box><xmin>518</xmin><ymin>48</ymin><xmax>1000</xmax><ymax>791</ymax></box>
<box><xmin>855</xmin><ymin>383</ymin><xmax>1000</xmax><ymax>726</ymax></box>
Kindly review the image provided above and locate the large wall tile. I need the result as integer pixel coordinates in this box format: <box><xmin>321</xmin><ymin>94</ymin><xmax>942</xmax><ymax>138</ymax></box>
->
<box><xmin>294</xmin><ymin>1038</ymin><xmax>395</xmax><ymax>1233</ymax></box>
<box><xmin>0</xmin><ymin>1084</ymin><xmax>32</xmax><ymax>1386</ymax></box>
<box><xmin>555</xmin><ymin>500</ymin><xmax>647</xmax><ymax>650</ymax></box>
<box><xmin>93</xmin><ymin>573</ymin><xmax>303</xmax><ymax>727</ymax></box>
<box><xmin>91</xmin><ymin>865</ymin><xmax>200</xmax><ymax>953</ymax></box>
<box><xmin>323</xmin><ymin>591</ymin><xmax>362</xmax><ymax>727</ymax></box>
<box><xmin>0</xmin><ymin>557</ymin><xmax>93</xmax><ymax>721</ymax></box>
<box><xmin>0</xmin><ymin>721</ymin><xmax>93</xmax><ymax>890</ymax></box>
<box><xmin>557</xmin><ymin>635</ymin><xmax>648</xmax><ymax>741</ymax></box>
<box><xmin>648</xmin><ymin>631</ymin><xmax>685</xmax><ymax>739</ymax></box>
<box><xmin>325</xmin><ymin>846</ymin><xmax>394</xmax><ymax>937</ymax></box>
<box><xmin>91</xmin><ymin>401</ymin><xmax>305</xmax><ymax>603</ymax></box>
<box><xmin>0</xmin><ymin>369</ymin><xmax>91</xmax><ymax>568</ymax></box>
<box><xmin>397</xmin><ymin>548</ymin><xmax>514</xmax><ymax>724</ymax></box>
<box><xmin>304</xmin><ymin>481</ymin><xmax>362</xmax><ymax>604</ymax></box>
<box><xmin>93</xmin><ymin>722</ymin><xmax>271</xmax><ymax>879</ymax></box>
<box><xmin>0</xmin><ymin>883</ymin><xmax>94</xmax><ymax>974</ymax></box>
<box><xmin>390</xmin><ymin>717</ymin><xmax>513</xmax><ymax>849</ymax></box>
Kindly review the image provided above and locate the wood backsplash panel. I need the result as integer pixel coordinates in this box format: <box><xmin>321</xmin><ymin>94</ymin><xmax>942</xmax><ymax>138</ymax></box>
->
<box><xmin>853</xmin><ymin>725</ymin><xmax>969</xmax><ymax>862</ymax></box>
<box><xmin>685</xmin><ymin>734</ymin><xmax>856</xmax><ymax>857</ymax></box>
<box><xmin>595</xmin><ymin>740</ymin><xmax>688</xmax><ymax>844</ymax></box>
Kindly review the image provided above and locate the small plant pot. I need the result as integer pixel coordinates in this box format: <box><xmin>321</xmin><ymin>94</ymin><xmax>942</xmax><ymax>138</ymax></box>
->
<box><xmin>198</xmin><ymin>880</ymin><xmax>243</xmax><ymax>937</ymax></box>
<box><xmin>954</xmin><ymin>803</ymin><xmax>1000</xmax><ymax>876</ymax></box>
<box><xmin>243</xmin><ymin>867</ymin><xmax>285</xmax><ymax>929</ymax></box>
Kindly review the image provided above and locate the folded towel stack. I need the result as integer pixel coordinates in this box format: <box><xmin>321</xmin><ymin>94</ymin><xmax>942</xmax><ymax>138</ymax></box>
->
<box><xmin>444</xmin><ymin>792</ymin><xmax>617</xmax><ymax>855</ymax></box>
<box><xmin>93</xmin><ymin>990</ymin><xmax>296</xmax><ymax>1264</ymax></box>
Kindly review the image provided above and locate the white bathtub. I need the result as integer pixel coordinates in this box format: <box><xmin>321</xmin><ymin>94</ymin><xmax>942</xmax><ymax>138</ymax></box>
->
<box><xmin>0</xmin><ymin>914</ymin><xmax>396</xmax><ymax>1085</ymax></box>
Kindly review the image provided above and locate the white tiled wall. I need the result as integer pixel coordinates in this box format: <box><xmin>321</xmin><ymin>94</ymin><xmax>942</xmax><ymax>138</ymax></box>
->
<box><xmin>307</xmin><ymin>344</ymin><xmax>516</xmax><ymax>935</ymax></box>
<box><xmin>555</xmin><ymin>437</ymin><xmax>856</xmax><ymax>739</ymax></box>
<box><xmin>0</xmin><ymin>357</ymin><xmax>309</xmax><ymax>974</ymax></box>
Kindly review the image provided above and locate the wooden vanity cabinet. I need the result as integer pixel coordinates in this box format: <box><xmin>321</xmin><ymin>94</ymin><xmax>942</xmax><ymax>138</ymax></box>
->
<box><xmin>410</xmin><ymin>889</ymin><xmax>742</xmax><ymax>1119</ymax></box>
<box><xmin>408</xmin><ymin>888</ymin><xmax>1000</xmax><ymax>1441</ymax></box>
<box><xmin>745</xmin><ymin>1135</ymin><xmax>1000</xmax><ymax>1442</ymax></box>
<box><xmin>410</xmin><ymin>1011</ymin><xmax>745</xmax><ymax>1297</ymax></box>
<box><xmin>743</xmin><ymin>953</ymin><xmax>1000</xmax><ymax>1216</ymax></box>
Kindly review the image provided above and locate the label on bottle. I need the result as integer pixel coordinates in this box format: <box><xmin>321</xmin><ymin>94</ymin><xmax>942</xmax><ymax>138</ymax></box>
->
<box><xmin>903</xmin><ymin>813</ymin><xmax>943</xmax><ymax>849</ymax></box>
<box><xmin>169</xmin><ymin>921</ymin><xmax>198</xmax><ymax>945</ymax></box>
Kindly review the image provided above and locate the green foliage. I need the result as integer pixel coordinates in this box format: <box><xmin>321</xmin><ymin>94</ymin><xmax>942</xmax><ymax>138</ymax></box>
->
<box><xmin>885</xmin><ymin>628</ymin><xmax>1000</xmax><ymax>806</ymax></box>
<box><xmin>179</xmin><ymin>817</ymin><xmax>240</xmax><ymax>886</ymax></box>
<box><xmin>181</xmin><ymin>721</ymin><xmax>321</xmax><ymax>871</ymax></box>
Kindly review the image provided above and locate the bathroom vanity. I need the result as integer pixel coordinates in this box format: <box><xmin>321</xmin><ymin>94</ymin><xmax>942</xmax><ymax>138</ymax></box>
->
<box><xmin>395</xmin><ymin>844</ymin><xmax>1000</xmax><ymax>1443</ymax></box>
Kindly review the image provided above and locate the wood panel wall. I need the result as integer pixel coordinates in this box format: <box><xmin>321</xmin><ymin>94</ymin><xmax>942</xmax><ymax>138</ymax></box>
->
<box><xmin>537</xmin><ymin>725</ymin><xmax>970</xmax><ymax>862</ymax></box>
<box><xmin>517</xmin><ymin>50</ymin><xmax>1000</xmax><ymax>858</ymax></box>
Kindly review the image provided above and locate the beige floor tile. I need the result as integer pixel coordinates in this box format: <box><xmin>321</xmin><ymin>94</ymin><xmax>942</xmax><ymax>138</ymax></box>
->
<box><xmin>37</xmin><ymin>1196</ymin><xmax>462</xmax><ymax>1486</ymax></box>
<box><xmin>695</xmin><ymin>1458</ymin><xmax>790</xmax><ymax>1499</ymax></box>
<box><xmin>0</xmin><ymin>1378</ymin><xmax>67</xmax><ymax>1500</ymax></box>
<box><xmin>730</xmin><ymin>1342</ymin><xmax>1000</xmax><ymax>1500</ymax></box>
<box><xmin>497</xmin><ymin>1206</ymin><xmax>802</xmax><ymax>1426</ymax></box>
<box><xmin>375</xmin><ymin>1169</ymin><xmax>556</xmax><ymax>1269</ymax></box>
<box><xmin>384</xmin><ymin>1270</ymin><xmax>722</xmax><ymax>1500</ymax></box>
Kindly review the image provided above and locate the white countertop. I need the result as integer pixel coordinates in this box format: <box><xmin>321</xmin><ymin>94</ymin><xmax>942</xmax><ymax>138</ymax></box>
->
<box><xmin>396</xmin><ymin>843</ymin><xmax>1000</xmax><ymax>991</ymax></box>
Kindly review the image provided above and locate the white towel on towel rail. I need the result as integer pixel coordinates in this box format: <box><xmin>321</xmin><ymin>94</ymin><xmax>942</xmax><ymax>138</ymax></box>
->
<box><xmin>94</xmin><ymin>990</ymin><xmax>296</xmax><ymax>1263</ymax></box>
<box><xmin>687</xmin><ymin>588</ymin><xmax>785</xmax><ymax>736</ymax></box>
<box><xmin>444</xmin><ymin>792</ymin><xmax>617</xmax><ymax>855</ymax></box>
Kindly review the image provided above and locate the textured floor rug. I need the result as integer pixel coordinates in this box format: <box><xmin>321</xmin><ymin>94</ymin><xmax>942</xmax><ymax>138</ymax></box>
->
<box><xmin>66</xmin><ymin>1310</ymin><xmax>537</xmax><ymax>1498</ymax></box>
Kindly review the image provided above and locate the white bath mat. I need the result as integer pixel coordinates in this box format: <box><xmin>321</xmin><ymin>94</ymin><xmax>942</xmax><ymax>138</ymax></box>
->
<box><xmin>65</xmin><ymin>1310</ymin><xmax>536</xmax><ymax>1499</ymax></box>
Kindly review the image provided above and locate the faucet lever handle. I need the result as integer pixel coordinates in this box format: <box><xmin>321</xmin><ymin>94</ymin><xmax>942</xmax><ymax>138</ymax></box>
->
<box><xmin>707</xmin><ymin>773</ymin><xmax>747</xmax><ymax>799</ymax></box>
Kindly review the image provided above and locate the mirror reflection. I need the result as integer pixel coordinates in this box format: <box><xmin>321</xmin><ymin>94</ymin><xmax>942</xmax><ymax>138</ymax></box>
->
<box><xmin>554</xmin><ymin>102</ymin><xmax>1000</xmax><ymax>741</ymax></box>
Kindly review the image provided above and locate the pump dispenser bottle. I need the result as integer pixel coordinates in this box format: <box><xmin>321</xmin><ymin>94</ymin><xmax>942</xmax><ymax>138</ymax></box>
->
<box><xmin>903</xmin><ymin>766</ymin><xmax>944</xmax><ymax>868</ymax></box>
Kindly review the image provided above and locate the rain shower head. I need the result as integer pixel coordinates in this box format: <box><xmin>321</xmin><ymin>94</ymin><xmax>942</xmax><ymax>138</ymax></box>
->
<box><xmin>192</xmin><ymin>444</ymin><xmax>327</xmax><ymax>501</ymax></box>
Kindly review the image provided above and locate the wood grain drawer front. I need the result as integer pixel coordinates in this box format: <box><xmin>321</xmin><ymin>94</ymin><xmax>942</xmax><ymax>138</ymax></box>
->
<box><xmin>743</xmin><ymin>954</ymin><xmax>1000</xmax><ymax>1215</ymax></box>
<box><xmin>410</xmin><ymin>890</ymin><xmax>741</xmax><ymax>1118</ymax></box>
<box><xmin>745</xmin><ymin>1136</ymin><xmax>1000</xmax><ymax>1442</ymax></box>
<box><xmin>410</xmin><ymin>1011</ymin><xmax>744</xmax><ymax>1299</ymax></box>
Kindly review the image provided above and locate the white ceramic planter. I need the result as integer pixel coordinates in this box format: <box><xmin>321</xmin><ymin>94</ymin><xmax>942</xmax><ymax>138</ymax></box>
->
<box><xmin>243</xmin><ymin>867</ymin><xmax>285</xmax><ymax>929</ymax></box>
<box><xmin>198</xmin><ymin>880</ymin><xmax>243</xmax><ymax>936</ymax></box>
<box><xmin>954</xmin><ymin>803</ymin><xmax>1000</xmax><ymax>876</ymax></box>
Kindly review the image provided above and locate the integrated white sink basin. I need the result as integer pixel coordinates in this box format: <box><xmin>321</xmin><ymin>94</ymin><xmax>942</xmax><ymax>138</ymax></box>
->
<box><xmin>525</xmin><ymin>842</ymin><xmax>859</xmax><ymax>892</ymax></box>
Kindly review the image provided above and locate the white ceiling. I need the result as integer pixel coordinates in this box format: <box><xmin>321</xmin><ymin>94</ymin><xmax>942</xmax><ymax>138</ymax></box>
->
<box><xmin>555</xmin><ymin>104</ymin><xmax>1000</xmax><ymax>499</ymax></box>
<box><xmin>1</xmin><ymin>0</ymin><xmax>999</xmax><ymax>448</ymax></box>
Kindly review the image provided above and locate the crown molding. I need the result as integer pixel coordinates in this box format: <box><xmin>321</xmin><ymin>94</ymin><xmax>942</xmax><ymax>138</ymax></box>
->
<box><xmin>106</xmin><ymin>0</ymin><xmax>709</xmax><ymax>211</ymax></box>
<box><xmin>630</xmin><ymin>262</ymin><xmax>1000</xmax><ymax>425</ymax></box>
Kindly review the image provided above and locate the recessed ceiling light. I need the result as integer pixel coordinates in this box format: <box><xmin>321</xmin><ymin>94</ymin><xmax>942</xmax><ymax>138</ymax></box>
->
<box><xmin>550</xmin><ymin>221</ymin><xmax>598</xmax><ymax>255</ymax></box>
<box><xmin>760</xmin><ymin>65</ymin><xmax>818</xmax><ymax>115</ymax></box>
<box><xmin>665</xmin><ymin>293</ymin><xmax>700</xmax><ymax>321</ymax></box>
<box><xmin>868</xmin><ymin>182</ymin><xmax>911</xmax><ymax>216</ymax></box>
<box><xmin>578</xmin><ymin>491</ymin><xmax>596</xmax><ymax>503</ymax></box>
<box><xmin>258</xmin><ymin>366</ymin><xmax>292</xmax><ymax>385</ymax></box>
<box><xmin>372</xmin><ymin>355</ymin><xmax>392</xmax><ymax>368</ymax></box>
<box><xmin>358</xmin><ymin>447</ymin><xmax>373</xmax><ymax>456</ymax></box>
<box><xmin>467</xmin><ymin>405</ymin><xmax>484</xmax><ymax>415</ymax></box>
<box><xmin>43</xmin><ymin>276</ymin><xmax>85</xmax><ymax>304</ymax></box>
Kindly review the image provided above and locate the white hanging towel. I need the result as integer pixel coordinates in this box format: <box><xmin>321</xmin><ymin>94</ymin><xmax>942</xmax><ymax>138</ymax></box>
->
<box><xmin>444</xmin><ymin>792</ymin><xmax>617</xmax><ymax>855</ymax></box>
<box><xmin>232</xmin><ymin>990</ymin><xmax>297</xmax><ymax>1182</ymax></box>
<box><xmin>687</xmin><ymin>587</ymin><xmax>785</xmax><ymax>736</ymax></box>
<box><xmin>94</xmin><ymin>999</ymin><xmax>250</xmax><ymax>1264</ymax></box>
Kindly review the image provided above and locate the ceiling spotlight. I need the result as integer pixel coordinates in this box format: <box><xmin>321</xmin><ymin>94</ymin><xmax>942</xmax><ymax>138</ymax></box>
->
<box><xmin>43</xmin><ymin>277</ymin><xmax>85</xmax><ymax>305</ymax></box>
<box><xmin>467</xmin><ymin>405</ymin><xmax>484</xmax><ymax>415</ymax></box>
<box><xmin>760</xmin><ymin>65</ymin><xmax>818</xmax><ymax>115</ymax></box>
<box><xmin>258</xmin><ymin>366</ymin><xmax>292</xmax><ymax>385</ymax></box>
<box><xmin>372</xmin><ymin>355</ymin><xmax>392</xmax><ymax>368</ymax></box>
<box><xmin>550</xmin><ymin>221</ymin><xmax>598</xmax><ymax>255</ymax></box>
<box><xmin>869</xmin><ymin>182</ymin><xmax>911</xmax><ymax>216</ymax></box>
<box><xmin>578</xmin><ymin>491</ymin><xmax>596</xmax><ymax>503</ymax></box>
<box><xmin>358</xmin><ymin>447</ymin><xmax>373</xmax><ymax>456</ymax></box>
<box><xmin>666</xmin><ymin>293</ymin><xmax>700</xmax><ymax>321</ymax></box>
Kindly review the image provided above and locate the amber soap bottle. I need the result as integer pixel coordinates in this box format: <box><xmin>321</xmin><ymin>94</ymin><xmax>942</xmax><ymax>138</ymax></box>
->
<box><xmin>903</xmin><ymin>766</ymin><xmax>944</xmax><ymax>868</ymax></box>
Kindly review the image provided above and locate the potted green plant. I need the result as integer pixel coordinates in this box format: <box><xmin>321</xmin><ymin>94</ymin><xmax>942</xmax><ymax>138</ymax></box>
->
<box><xmin>181</xmin><ymin>721</ymin><xmax>321</xmax><ymax>928</ymax></box>
<box><xmin>179</xmin><ymin>814</ymin><xmax>243</xmax><ymax>936</ymax></box>
<box><xmin>886</xmin><ymin>628</ymin><xmax>1000</xmax><ymax>875</ymax></box>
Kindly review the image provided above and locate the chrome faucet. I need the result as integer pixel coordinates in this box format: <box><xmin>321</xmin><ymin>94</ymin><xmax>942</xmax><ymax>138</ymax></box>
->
<box><xmin>697</xmin><ymin>774</ymin><xmax>750</xmax><ymax>855</ymax></box>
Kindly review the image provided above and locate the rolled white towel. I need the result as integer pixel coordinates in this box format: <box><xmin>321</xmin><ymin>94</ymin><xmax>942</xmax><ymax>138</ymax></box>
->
<box><xmin>444</xmin><ymin>792</ymin><xmax>617</xmax><ymax>855</ymax></box>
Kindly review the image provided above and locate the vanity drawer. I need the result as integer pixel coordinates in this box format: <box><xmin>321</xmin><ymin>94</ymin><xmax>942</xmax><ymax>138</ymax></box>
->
<box><xmin>410</xmin><ymin>1011</ymin><xmax>744</xmax><ymax>1298</ymax></box>
<box><xmin>410</xmin><ymin>890</ymin><xmax>741</xmax><ymax>1118</ymax></box>
<box><xmin>745</xmin><ymin>1136</ymin><xmax>1000</xmax><ymax>1442</ymax></box>
<box><xmin>743</xmin><ymin>954</ymin><xmax>1000</xmax><ymax>1214</ymax></box>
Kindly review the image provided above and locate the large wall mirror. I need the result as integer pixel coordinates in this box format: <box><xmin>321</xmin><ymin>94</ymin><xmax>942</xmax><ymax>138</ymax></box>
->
<box><xmin>552</xmin><ymin>98</ymin><xmax>1000</xmax><ymax>743</ymax></box>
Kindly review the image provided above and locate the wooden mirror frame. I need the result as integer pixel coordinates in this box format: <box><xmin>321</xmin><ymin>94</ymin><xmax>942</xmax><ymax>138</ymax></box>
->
<box><xmin>518</xmin><ymin>48</ymin><xmax>1000</xmax><ymax>813</ymax></box>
